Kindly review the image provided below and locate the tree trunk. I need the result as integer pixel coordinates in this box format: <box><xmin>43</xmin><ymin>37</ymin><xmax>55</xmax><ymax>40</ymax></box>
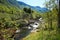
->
<box><xmin>58</xmin><ymin>2</ymin><xmax>60</xmax><ymax>29</ymax></box>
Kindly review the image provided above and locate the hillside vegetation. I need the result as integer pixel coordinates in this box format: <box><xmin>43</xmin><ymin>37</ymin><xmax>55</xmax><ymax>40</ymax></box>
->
<box><xmin>0</xmin><ymin>0</ymin><xmax>59</xmax><ymax>40</ymax></box>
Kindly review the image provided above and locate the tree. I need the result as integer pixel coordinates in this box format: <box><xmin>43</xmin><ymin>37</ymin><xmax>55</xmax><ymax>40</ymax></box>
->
<box><xmin>23</xmin><ymin>7</ymin><xmax>32</xmax><ymax>13</ymax></box>
<box><xmin>23</xmin><ymin>7</ymin><xmax>33</xmax><ymax>19</ymax></box>
<box><xmin>23</xmin><ymin>8</ymin><xmax>28</xmax><ymax>13</ymax></box>
<box><xmin>58</xmin><ymin>0</ymin><xmax>60</xmax><ymax>29</ymax></box>
<box><xmin>45</xmin><ymin>0</ymin><xmax>58</xmax><ymax>30</ymax></box>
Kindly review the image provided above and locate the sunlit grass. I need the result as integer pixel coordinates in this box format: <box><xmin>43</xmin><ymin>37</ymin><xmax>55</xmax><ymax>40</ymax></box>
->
<box><xmin>23</xmin><ymin>29</ymin><xmax>57</xmax><ymax>40</ymax></box>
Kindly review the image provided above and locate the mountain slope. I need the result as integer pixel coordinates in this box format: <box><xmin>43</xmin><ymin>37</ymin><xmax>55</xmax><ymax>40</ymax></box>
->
<box><xmin>34</xmin><ymin>6</ymin><xmax>48</xmax><ymax>13</ymax></box>
<box><xmin>17</xmin><ymin>1</ymin><xmax>48</xmax><ymax>13</ymax></box>
<box><xmin>0</xmin><ymin>0</ymin><xmax>48</xmax><ymax>13</ymax></box>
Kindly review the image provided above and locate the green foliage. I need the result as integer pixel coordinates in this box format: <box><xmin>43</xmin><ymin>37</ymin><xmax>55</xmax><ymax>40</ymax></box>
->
<box><xmin>0</xmin><ymin>0</ymin><xmax>59</xmax><ymax>40</ymax></box>
<box><xmin>23</xmin><ymin>7</ymin><xmax>33</xmax><ymax>13</ymax></box>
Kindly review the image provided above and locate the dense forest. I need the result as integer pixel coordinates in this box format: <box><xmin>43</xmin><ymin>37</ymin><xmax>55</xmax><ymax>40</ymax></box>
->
<box><xmin>0</xmin><ymin>0</ymin><xmax>59</xmax><ymax>40</ymax></box>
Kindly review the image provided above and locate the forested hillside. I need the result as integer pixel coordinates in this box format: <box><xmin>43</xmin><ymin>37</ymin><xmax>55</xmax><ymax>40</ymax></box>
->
<box><xmin>0</xmin><ymin>0</ymin><xmax>42</xmax><ymax>28</ymax></box>
<box><xmin>0</xmin><ymin>0</ymin><xmax>42</xmax><ymax>40</ymax></box>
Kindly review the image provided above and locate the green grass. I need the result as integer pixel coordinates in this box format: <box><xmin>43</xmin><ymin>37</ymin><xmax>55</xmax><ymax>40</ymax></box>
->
<box><xmin>22</xmin><ymin>21</ymin><xmax>58</xmax><ymax>40</ymax></box>
<box><xmin>23</xmin><ymin>29</ymin><xmax>58</xmax><ymax>40</ymax></box>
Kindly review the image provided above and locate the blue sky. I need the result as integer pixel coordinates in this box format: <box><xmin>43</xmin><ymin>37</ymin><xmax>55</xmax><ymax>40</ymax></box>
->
<box><xmin>17</xmin><ymin>0</ymin><xmax>46</xmax><ymax>7</ymax></box>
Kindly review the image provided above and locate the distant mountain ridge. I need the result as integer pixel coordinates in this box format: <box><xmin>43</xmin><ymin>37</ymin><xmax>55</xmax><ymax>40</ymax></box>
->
<box><xmin>0</xmin><ymin>0</ymin><xmax>48</xmax><ymax>13</ymax></box>
<box><xmin>34</xmin><ymin>6</ymin><xmax>48</xmax><ymax>13</ymax></box>
<box><xmin>17</xmin><ymin>1</ymin><xmax>48</xmax><ymax>13</ymax></box>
